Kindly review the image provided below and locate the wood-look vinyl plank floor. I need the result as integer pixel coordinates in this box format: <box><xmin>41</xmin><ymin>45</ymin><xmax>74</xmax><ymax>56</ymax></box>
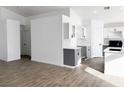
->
<box><xmin>0</xmin><ymin>57</ymin><xmax>114</xmax><ymax>87</ymax></box>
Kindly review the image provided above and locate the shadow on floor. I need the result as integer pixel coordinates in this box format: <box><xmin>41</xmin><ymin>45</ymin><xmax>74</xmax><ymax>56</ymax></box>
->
<box><xmin>81</xmin><ymin>57</ymin><xmax>104</xmax><ymax>73</ymax></box>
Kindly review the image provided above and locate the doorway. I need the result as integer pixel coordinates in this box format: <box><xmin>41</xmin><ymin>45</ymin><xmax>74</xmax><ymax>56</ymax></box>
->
<box><xmin>20</xmin><ymin>25</ymin><xmax>31</xmax><ymax>59</ymax></box>
<box><xmin>91</xmin><ymin>20</ymin><xmax>104</xmax><ymax>58</ymax></box>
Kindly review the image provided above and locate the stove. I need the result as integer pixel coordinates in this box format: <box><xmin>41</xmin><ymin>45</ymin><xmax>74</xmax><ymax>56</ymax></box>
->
<box><xmin>108</xmin><ymin>40</ymin><xmax>123</xmax><ymax>52</ymax></box>
<box><xmin>109</xmin><ymin>40</ymin><xmax>122</xmax><ymax>47</ymax></box>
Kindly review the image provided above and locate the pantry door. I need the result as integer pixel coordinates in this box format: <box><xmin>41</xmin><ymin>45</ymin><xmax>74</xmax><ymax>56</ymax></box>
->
<box><xmin>91</xmin><ymin>20</ymin><xmax>104</xmax><ymax>58</ymax></box>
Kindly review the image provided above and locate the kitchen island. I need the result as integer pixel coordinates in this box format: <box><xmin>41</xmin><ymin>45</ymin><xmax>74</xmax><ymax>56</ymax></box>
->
<box><xmin>104</xmin><ymin>47</ymin><xmax>124</xmax><ymax>77</ymax></box>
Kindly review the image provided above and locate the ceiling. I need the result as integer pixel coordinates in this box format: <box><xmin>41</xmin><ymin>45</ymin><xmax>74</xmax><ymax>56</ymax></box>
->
<box><xmin>3</xmin><ymin>6</ymin><xmax>68</xmax><ymax>17</ymax></box>
<box><xmin>71</xmin><ymin>6</ymin><xmax>124</xmax><ymax>23</ymax></box>
<box><xmin>3</xmin><ymin>6</ymin><xmax>124</xmax><ymax>23</ymax></box>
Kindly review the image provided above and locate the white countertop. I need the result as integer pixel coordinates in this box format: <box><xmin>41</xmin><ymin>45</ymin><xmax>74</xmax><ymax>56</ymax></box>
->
<box><xmin>104</xmin><ymin>47</ymin><xmax>124</xmax><ymax>77</ymax></box>
<box><xmin>104</xmin><ymin>47</ymin><xmax>124</xmax><ymax>54</ymax></box>
<box><xmin>63</xmin><ymin>46</ymin><xmax>81</xmax><ymax>49</ymax></box>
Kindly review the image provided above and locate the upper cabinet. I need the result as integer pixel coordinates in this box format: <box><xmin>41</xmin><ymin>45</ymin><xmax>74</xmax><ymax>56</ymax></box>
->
<box><xmin>109</xmin><ymin>27</ymin><xmax>124</xmax><ymax>32</ymax></box>
<box><xmin>104</xmin><ymin>27</ymin><xmax>124</xmax><ymax>38</ymax></box>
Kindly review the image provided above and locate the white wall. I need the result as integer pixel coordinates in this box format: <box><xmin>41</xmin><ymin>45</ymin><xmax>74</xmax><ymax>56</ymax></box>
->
<box><xmin>24</xmin><ymin>9</ymin><xmax>70</xmax><ymax>57</ymax></box>
<box><xmin>70</xmin><ymin>8</ymin><xmax>82</xmax><ymax>41</ymax></box>
<box><xmin>7</xmin><ymin>19</ymin><xmax>20</xmax><ymax>61</ymax></box>
<box><xmin>0</xmin><ymin>19</ymin><xmax>20</xmax><ymax>61</ymax></box>
<box><xmin>0</xmin><ymin>21</ymin><xmax>1</xmax><ymax>59</ymax></box>
<box><xmin>0</xmin><ymin>7</ymin><xmax>25</xmax><ymax>61</ymax></box>
<box><xmin>70</xmin><ymin>8</ymin><xmax>82</xmax><ymax>26</ymax></box>
<box><xmin>26</xmin><ymin>8</ymin><xmax>69</xmax><ymax>26</ymax></box>
<box><xmin>104</xmin><ymin>9</ymin><xmax>124</xmax><ymax>23</ymax></box>
<box><xmin>77</xmin><ymin>20</ymin><xmax>91</xmax><ymax>46</ymax></box>
<box><xmin>62</xmin><ymin>15</ymin><xmax>77</xmax><ymax>48</ymax></box>
<box><xmin>73</xmin><ymin>7</ymin><xmax>124</xmax><ymax>24</ymax></box>
<box><xmin>0</xmin><ymin>18</ymin><xmax>7</xmax><ymax>60</ymax></box>
<box><xmin>62</xmin><ymin>8</ymin><xmax>83</xmax><ymax>48</ymax></box>
<box><xmin>31</xmin><ymin>15</ymin><xmax>63</xmax><ymax>66</ymax></box>
<box><xmin>0</xmin><ymin>7</ymin><xmax>26</xmax><ymax>25</ymax></box>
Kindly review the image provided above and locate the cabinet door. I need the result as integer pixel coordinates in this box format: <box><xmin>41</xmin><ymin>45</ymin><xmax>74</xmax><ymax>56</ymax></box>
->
<box><xmin>81</xmin><ymin>46</ymin><xmax>87</xmax><ymax>58</ymax></box>
<box><xmin>64</xmin><ymin>23</ymin><xmax>69</xmax><ymax>39</ymax></box>
<box><xmin>75</xmin><ymin>48</ymin><xmax>81</xmax><ymax>65</ymax></box>
<box><xmin>64</xmin><ymin>49</ymin><xmax>75</xmax><ymax>66</ymax></box>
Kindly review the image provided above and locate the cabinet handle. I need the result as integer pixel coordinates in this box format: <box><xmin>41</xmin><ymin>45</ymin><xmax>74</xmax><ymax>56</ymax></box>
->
<box><xmin>77</xmin><ymin>52</ymin><xmax>79</xmax><ymax>56</ymax></box>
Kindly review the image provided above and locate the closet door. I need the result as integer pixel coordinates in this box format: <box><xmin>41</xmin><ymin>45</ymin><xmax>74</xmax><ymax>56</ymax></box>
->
<box><xmin>91</xmin><ymin>20</ymin><xmax>104</xmax><ymax>58</ymax></box>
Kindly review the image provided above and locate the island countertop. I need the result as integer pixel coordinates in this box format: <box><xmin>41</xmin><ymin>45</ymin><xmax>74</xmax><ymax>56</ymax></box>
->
<box><xmin>104</xmin><ymin>47</ymin><xmax>124</xmax><ymax>77</ymax></box>
<box><xmin>104</xmin><ymin>47</ymin><xmax>124</xmax><ymax>54</ymax></box>
<box><xmin>63</xmin><ymin>46</ymin><xmax>81</xmax><ymax>50</ymax></box>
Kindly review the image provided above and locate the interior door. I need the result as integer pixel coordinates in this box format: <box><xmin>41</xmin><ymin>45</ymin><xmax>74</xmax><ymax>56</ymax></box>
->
<box><xmin>21</xmin><ymin>26</ymin><xmax>31</xmax><ymax>56</ymax></box>
<box><xmin>91</xmin><ymin>20</ymin><xmax>104</xmax><ymax>58</ymax></box>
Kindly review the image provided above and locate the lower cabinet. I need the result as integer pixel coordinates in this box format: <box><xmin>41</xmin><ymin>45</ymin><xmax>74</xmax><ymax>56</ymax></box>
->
<box><xmin>77</xmin><ymin>46</ymin><xmax>87</xmax><ymax>58</ymax></box>
<box><xmin>64</xmin><ymin>48</ymin><xmax>81</xmax><ymax>66</ymax></box>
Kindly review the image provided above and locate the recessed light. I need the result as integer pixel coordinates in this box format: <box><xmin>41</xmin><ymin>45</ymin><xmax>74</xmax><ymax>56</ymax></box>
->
<box><xmin>93</xmin><ymin>10</ymin><xmax>97</xmax><ymax>14</ymax></box>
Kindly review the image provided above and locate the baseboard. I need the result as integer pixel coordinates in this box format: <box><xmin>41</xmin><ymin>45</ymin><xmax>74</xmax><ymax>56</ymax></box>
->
<box><xmin>31</xmin><ymin>59</ymin><xmax>63</xmax><ymax>67</ymax></box>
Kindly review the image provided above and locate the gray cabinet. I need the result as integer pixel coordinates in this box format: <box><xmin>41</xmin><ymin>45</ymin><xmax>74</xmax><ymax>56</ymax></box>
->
<box><xmin>77</xmin><ymin>46</ymin><xmax>87</xmax><ymax>58</ymax></box>
<box><xmin>64</xmin><ymin>48</ymin><xmax>81</xmax><ymax>66</ymax></box>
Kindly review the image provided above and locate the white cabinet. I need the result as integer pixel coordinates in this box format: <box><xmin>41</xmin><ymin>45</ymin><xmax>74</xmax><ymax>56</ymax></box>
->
<box><xmin>104</xmin><ymin>27</ymin><xmax>124</xmax><ymax>38</ymax></box>
<box><xmin>110</xmin><ymin>27</ymin><xmax>124</xmax><ymax>32</ymax></box>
